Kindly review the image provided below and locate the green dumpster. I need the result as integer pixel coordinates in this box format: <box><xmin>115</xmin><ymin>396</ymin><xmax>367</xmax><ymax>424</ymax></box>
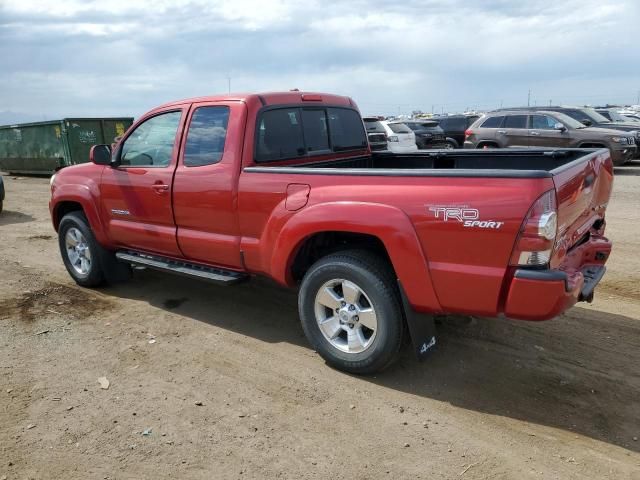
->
<box><xmin>0</xmin><ymin>117</ymin><xmax>134</xmax><ymax>175</ymax></box>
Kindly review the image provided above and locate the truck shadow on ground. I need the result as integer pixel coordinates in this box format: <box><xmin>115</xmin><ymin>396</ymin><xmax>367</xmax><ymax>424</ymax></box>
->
<box><xmin>103</xmin><ymin>270</ymin><xmax>640</xmax><ymax>453</ymax></box>
<box><xmin>0</xmin><ymin>210</ymin><xmax>34</xmax><ymax>226</ymax></box>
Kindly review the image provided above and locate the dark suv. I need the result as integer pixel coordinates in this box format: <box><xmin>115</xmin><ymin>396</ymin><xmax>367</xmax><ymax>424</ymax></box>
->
<box><xmin>431</xmin><ymin>115</ymin><xmax>480</xmax><ymax>148</ymax></box>
<box><xmin>464</xmin><ymin>110</ymin><xmax>637</xmax><ymax>165</ymax></box>
<box><xmin>403</xmin><ymin>120</ymin><xmax>448</xmax><ymax>149</ymax></box>
<box><xmin>363</xmin><ymin>117</ymin><xmax>388</xmax><ymax>151</ymax></box>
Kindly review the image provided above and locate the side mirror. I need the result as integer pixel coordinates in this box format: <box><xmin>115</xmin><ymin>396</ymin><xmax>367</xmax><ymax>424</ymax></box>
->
<box><xmin>554</xmin><ymin>122</ymin><xmax>567</xmax><ymax>132</ymax></box>
<box><xmin>90</xmin><ymin>144</ymin><xmax>112</xmax><ymax>165</ymax></box>
<box><xmin>581</xmin><ymin>119</ymin><xmax>592</xmax><ymax>127</ymax></box>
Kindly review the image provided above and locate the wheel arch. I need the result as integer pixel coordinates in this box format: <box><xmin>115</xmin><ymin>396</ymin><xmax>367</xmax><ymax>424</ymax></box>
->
<box><xmin>445</xmin><ymin>137</ymin><xmax>459</xmax><ymax>148</ymax></box>
<box><xmin>51</xmin><ymin>185</ymin><xmax>108</xmax><ymax>245</ymax></box>
<box><xmin>268</xmin><ymin>202</ymin><xmax>442</xmax><ymax>313</ymax></box>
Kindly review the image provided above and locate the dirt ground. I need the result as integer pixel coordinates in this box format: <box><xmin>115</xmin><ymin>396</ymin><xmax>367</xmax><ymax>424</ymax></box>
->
<box><xmin>1</xmin><ymin>164</ymin><xmax>639</xmax><ymax>480</ymax></box>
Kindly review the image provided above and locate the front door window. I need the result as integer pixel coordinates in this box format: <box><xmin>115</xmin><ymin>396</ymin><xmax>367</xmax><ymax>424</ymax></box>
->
<box><xmin>120</xmin><ymin>111</ymin><xmax>182</xmax><ymax>167</ymax></box>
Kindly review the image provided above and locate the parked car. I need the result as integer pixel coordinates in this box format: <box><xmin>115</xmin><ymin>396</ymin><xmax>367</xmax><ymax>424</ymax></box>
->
<box><xmin>0</xmin><ymin>175</ymin><xmax>4</xmax><ymax>213</ymax></box>
<box><xmin>403</xmin><ymin>120</ymin><xmax>448</xmax><ymax>149</ymax></box>
<box><xmin>50</xmin><ymin>91</ymin><xmax>613</xmax><ymax>374</ymax></box>
<box><xmin>362</xmin><ymin>117</ymin><xmax>388</xmax><ymax>151</ymax></box>
<box><xmin>380</xmin><ymin>121</ymin><xmax>418</xmax><ymax>153</ymax></box>
<box><xmin>595</xmin><ymin>108</ymin><xmax>638</xmax><ymax>123</ymax></box>
<box><xmin>464</xmin><ymin>110</ymin><xmax>636</xmax><ymax>165</ymax></box>
<box><xmin>431</xmin><ymin>115</ymin><xmax>480</xmax><ymax>148</ymax></box>
<box><xmin>495</xmin><ymin>106</ymin><xmax>640</xmax><ymax>156</ymax></box>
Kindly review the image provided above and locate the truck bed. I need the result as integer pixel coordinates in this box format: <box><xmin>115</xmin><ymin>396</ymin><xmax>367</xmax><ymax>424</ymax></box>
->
<box><xmin>245</xmin><ymin>148</ymin><xmax>602</xmax><ymax>178</ymax></box>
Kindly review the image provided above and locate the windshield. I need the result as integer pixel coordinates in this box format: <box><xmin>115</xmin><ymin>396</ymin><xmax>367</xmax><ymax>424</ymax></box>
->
<box><xmin>607</xmin><ymin>110</ymin><xmax>631</xmax><ymax>122</ymax></box>
<box><xmin>554</xmin><ymin>112</ymin><xmax>588</xmax><ymax>129</ymax></box>
<box><xmin>387</xmin><ymin>123</ymin><xmax>412</xmax><ymax>134</ymax></box>
<box><xmin>405</xmin><ymin>121</ymin><xmax>438</xmax><ymax>130</ymax></box>
<box><xmin>581</xmin><ymin>108</ymin><xmax>610</xmax><ymax>123</ymax></box>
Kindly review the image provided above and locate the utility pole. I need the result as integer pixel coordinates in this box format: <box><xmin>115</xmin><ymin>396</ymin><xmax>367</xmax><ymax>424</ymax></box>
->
<box><xmin>527</xmin><ymin>89</ymin><xmax>531</xmax><ymax>107</ymax></box>
<box><xmin>549</xmin><ymin>99</ymin><xmax>552</xmax><ymax>106</ymax></box>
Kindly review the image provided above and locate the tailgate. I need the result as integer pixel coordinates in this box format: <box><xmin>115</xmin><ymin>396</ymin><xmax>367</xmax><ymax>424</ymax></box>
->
<box><xmin>398</xmin><ymin>133</ymin><xmax>414</xmax><ymax>146</ymax></box>
<box><xmin>550</xmin><ymin>149</ymin><xmax>613</xmax><ymax>268</ymax></box>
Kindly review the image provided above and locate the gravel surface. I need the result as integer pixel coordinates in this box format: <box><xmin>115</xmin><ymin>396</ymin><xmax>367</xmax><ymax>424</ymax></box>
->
<box><xmin>1</xmin><ymin>165</ymin><xmax>639</xmax><ymax>479</ymax></box>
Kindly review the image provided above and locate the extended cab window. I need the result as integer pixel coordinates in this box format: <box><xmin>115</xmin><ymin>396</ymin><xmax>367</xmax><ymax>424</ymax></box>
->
<box><xmin>256</xmin><ymin>109</ymin><xmax>305</xmax><ymax>162</ymax></box>
<box><xmin>302</xmin><ymin>109</ymin><xmax>330</xmax><ymax>153</ymax></box>
<box><xmin>184</xmin><ymin>106</ymin><xmax>230</xmax><ymax>167</ymax></box>
<box><xmin>504</xmin><ymin>115</ymin><xmax>527</xmax><ymax>129</ymax></box>
<box><xmin>120</xmin><ymin>111</ymin><xmax>182</xmax><ymax>167</ymax></box>
<box><xmin>255</xmin><ymin>107</ymin><xmax>366</xmax><ymax>161</ymax></box>
<box><xmin>327</xmin><ymin>108</ymin><xmax>367</xmax><ymax>151</ymax></box>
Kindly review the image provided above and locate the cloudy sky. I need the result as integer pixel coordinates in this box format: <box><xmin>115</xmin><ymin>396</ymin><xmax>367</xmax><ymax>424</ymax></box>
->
<box><xmin>1</xmin><ymin>0</ymin><xmax>639</xmax><ymax>123</ymax></box>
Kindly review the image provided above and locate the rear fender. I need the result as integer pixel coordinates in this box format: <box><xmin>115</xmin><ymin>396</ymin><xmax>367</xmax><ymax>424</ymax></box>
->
<box><xmin>268</xmin><ymin>202</ymin><xmax>442</xmax><ymax>313</ymax></box>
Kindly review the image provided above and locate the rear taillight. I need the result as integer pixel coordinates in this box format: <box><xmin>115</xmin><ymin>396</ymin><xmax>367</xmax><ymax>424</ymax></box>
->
<box><xmin>464</xmin><ymin>129</ymin><xmax>473</xmax><ymax>139</ymax></box>
<box><xmin>510</xmin><ymin>190</ymin><xmax>558</xmax><ymax>266</ymax></box>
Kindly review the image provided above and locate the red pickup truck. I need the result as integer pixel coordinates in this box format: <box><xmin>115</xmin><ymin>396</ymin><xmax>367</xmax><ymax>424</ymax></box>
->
<box><xmin>50</xmin><ymin>91</ymin><xmax>613</xmax><ymax>374</ymax></box>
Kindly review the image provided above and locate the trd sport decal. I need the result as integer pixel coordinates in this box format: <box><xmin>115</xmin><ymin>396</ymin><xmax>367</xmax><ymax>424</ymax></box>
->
<box><xmin>427</xmin><ymin>205</ymin><xmax>504</xmax><ymax>229</ymax></box>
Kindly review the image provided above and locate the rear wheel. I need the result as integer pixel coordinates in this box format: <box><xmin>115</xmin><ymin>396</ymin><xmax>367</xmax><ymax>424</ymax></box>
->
<box><xmin>298</xmin><ymin>250</ymin><xmax>403</xmax><ymax>374</ymax></box>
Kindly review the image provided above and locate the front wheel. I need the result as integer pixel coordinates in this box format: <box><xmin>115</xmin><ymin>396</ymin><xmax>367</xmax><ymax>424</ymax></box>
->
<box><xmin>298</xmin><ymin>250</ymin><xmax>404</xmax><ymax>374</ymax></box>
<box><xmin>58</xmin><ymin>211</ymin><xmax>106</xmax><ymax>287</ymax></box>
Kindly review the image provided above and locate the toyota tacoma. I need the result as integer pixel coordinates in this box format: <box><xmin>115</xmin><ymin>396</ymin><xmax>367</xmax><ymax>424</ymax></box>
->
<box><xmin>49</xmin><ymin>91</ymin><xmax>614</xmax><ymax>374</ymax></box>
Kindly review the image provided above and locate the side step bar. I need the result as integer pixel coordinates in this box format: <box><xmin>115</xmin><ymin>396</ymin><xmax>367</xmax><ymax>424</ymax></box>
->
<box><xmin>115</xmin><ymin>251</ymin><xmax>248</xmax><ymax>285</ymax></box>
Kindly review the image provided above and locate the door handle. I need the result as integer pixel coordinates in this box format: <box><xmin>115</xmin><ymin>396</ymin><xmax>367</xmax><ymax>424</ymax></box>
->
<box><xmin>152</xmin><ymin>183</ymin><xmax>170</xmax><ymax>194</ymax></box>
<box><xmin>497</xmin><ymin>130</ymin><xmax>507</xmax><ymax>134</ymax></box>
<box><xmin>530</xmin><ymin>131</ymin><xmax>540</xmax><ymax>136</ymax></box>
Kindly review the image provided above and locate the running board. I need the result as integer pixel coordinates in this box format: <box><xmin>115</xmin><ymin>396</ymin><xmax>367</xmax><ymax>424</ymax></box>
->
<box><xmin>115</xmin><ymin>251</ymin><xmax>248</xmax><ymax>285</ymax></box>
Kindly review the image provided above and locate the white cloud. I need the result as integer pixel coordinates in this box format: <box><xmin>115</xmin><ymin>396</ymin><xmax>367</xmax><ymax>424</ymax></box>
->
<box><xmin>0</xmin><ymin>0</ymin><xmax>639</xmax><ymax>120</ymax></box>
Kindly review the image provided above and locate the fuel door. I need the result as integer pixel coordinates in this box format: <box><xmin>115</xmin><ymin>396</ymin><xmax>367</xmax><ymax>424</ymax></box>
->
<box><xmin>285</xmin><ymin>183</ymin><xmax>310</xmax><ymax>211</ymax></box>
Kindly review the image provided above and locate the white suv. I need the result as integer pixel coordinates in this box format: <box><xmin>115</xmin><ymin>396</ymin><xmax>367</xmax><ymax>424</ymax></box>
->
<box><xmin>381</xmin><ymin>121</ymin><xmax>418</xmax><ymax>153</ymax></box>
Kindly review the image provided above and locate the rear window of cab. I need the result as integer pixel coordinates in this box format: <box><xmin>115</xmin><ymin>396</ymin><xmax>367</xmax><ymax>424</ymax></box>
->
<box><xmin>255</xmin><ymin>107</ymin><xmax>367</xmax><ymax>162</ymax></box>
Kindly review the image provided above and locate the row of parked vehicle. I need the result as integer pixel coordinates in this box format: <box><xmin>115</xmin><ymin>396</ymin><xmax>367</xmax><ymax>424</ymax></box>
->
<box><xmin>363</xmin><ymin>115</ymin><xmax>479</xmax><ymax>153</ymax></box>
<box><xmin>366</xmin><ymin>106</ymin><xmax>639</xmax><ymax>166</ymax></box>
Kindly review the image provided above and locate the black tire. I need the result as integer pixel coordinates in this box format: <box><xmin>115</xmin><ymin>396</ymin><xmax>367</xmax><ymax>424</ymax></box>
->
<box><xmin>58</xmin><ymin>211</ymin><xmax>131</xmax><ymax>287</ymax></box>
<box><xmin>445</xmin><ymin>138</ymin><xmax>458</xmax><ymax>149</ymax></box>
<box><xmin>298</xmin><ymin>250</ymin><xmax>403</xmax><ymax>374</ymax></box>
<box><xmin>0</xmin><ymin>199</ymin><xmax>3</xmax><ymax>214</ymax></box>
